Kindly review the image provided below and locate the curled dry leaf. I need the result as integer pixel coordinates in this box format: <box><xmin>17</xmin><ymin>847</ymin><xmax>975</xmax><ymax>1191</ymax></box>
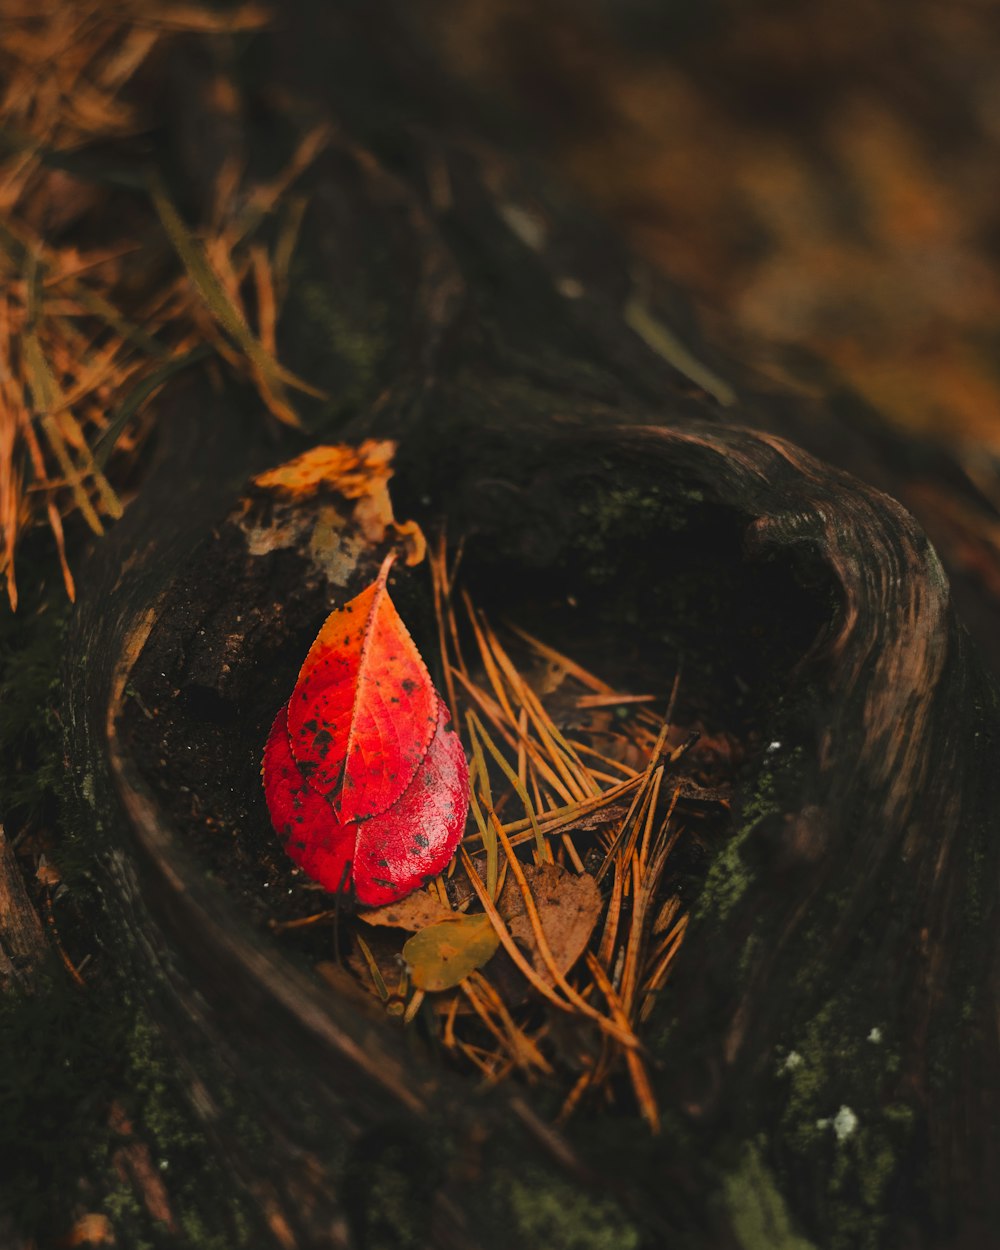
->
<box><xmin>403</xmin><ymin>913</ymin><xmax>500</xmax><ymax>992</ymax></box>
<box><xmin>498</xmin><ymin>862</ymin><xmax>602</xmax><ymax>987</ymax></box>
<box><xmin>262</xmin><ymin>553</ymin><xmax>469</xmax><ymax>906</ymax></box>
<box><xmin>358</xmin><ymin>889</ymin><xmax>461</xmax><ymax>930</ymax></box>
<box><xmin>252</xmin><ymin>441</ymin><xmax>426</xmax><ymax>563</ymax></box>
<box><xmin>252</xmin><ymin>440</ymin><xmax>395</xmax><ymax>498</ymax></box>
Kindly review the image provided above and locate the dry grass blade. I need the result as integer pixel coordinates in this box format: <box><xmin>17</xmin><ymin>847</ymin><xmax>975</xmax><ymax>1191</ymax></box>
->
<box><xmin>642</xmin><ymin>914</ymin><xmax>689</xmax><ymax>1012</ymax></box>
<box><xmin>132</xmin><ymin>3</ymin><xmax>272</xmax><ymax>33</ymax></box>
<box><xmin>506</xmin><ymin>623</ymin><xmax>618</xmax><ymax>694</ymax></box>
<box><xmin>460</xmin><ymin>848</ymin><xmax>637</xmax><ymax>1050</ymax></box>
<box><xmin>0</xmin><ymin>0</ymin><xmax>334</xmax><ymax>605</ymax></box>
<box><xmin>430</xmin><ymin>532</ymin><xmax>461</xmax><ymax>722</ymax></box>
<box><xmin>355</xmin><ymin>935</ymin><xmax>390</xmax><ymax>1003</ymax></box>
<box><xmin>236</xmin><ymin>123</ymin><xmax>333</xmax><ymax>243</ymax></box>
<box><xmin>469</xmin><ymin>711</ymin><xmax>549</xmax><ymax>863</ymax></box>
<box><xmin>482</xmin><ymin>624</ymin><xmax>600</xmax><ymax>799</ymax></box>
<box><xmin>0</xmin><ymin>414</ymin><xmax>25</xmax><ymax>609</ymax></box>
<box><xmin>150</xmin><ymin>178</ymin><xmax>311</xmax><ymax>429</ymax></box>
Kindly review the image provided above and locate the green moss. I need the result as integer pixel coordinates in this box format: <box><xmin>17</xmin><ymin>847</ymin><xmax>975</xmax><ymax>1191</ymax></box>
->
<box><xmin>696</xmin><ymin>747</ymin><xmax>801</xmax><ymax>922</ymax></box>
<box><xmin>282</xmin><ymin>270</ymin><xmax>389</xmax><ymax>429</ymax></box>
<box><xmin>572</xmin><ymin>481</ymin><xmax>688</xmax><ymax>583</ymax></box>
<box><xmin>102</xmin><ymin>1180</ymin><xmax>155</xmax><ymax>1250</ymax></box>
<box><xmin>344</xmin><ymin>1125</ymin><xmax>444</xmax><ymax>1250</ymax></box>
<box><xmin>722</xmin><ymin>1143</ymin><xmax>816</xmax><ymax>1250</ymax></box>
<box><xmin>773</xmin><ymin>1001</ymin><xmax>918</xmax><ymax>1249</ymax></box>
<box><xmin>494</xmin><ymin>1169</ymin><xmax>642</xmax><ymax>1250</ymax></box>
<box><xmin>0</xmin><ymin>965</ymin><xmax>255</xmax><ymax>1248</ymax></box>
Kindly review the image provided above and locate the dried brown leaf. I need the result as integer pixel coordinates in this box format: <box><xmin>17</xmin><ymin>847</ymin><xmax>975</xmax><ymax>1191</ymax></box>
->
<box><xmin>498</xmin><ymin>861</ymin><xmax>602</xmax><ymax>987</ymax></box>
<box><xmin>358</xmin><ymin>889</ymin><xmax>460</xmax><ymax>931</ymax></box>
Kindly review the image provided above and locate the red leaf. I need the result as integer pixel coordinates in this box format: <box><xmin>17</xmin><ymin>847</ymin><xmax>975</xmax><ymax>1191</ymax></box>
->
<box><xmin>262</xmin><ymin>703</ymin><xmax>354</xmax><ymax>892</ymax></box>
<box><xmin>352</xmin><ymin>700</ymin><xmax>468</xmax><ymax>905</ymax></box>
<box><xmin>262</xmin><ymin>554</ymin><xmax>469</xmax><ymax>905</ymax></box>
<box><xmin>287</xmin><ymin>553</ymin><xmax>437</xmax><ymax>821</ymax></box>
<box><xmin>263</xmin><ymin>700</ymin><xmax>468</xmax><ymax>905</ymax></box>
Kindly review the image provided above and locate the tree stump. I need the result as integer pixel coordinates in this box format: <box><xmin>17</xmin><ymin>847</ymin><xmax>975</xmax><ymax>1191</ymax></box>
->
<box><xmin>14</xmin><ymin>3</ymin><xmax>1000</xmax><ymax>1247</ymax></box>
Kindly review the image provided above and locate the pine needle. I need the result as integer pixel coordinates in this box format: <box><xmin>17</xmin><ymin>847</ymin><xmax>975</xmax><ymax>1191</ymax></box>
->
<box><xmin>0</xmin><ymin>0</ymin><xmax>329</xmax><ymax>604</ymax></box>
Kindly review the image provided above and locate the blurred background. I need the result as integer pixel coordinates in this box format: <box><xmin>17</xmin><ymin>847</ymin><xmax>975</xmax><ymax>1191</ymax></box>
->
<box><xmin>5</xmin><ymin>0</ymin><xmax>1000</xmax><ymax>619</ymax></box>
<box><xmin>420</xmin><ymin>0</ymin><xmax>1000</xmax><ymax>450</ymax></box>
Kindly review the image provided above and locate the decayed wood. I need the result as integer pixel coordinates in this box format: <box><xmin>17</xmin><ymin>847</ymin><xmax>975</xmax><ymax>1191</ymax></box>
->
<box><xmin>61</xmin><ymin>388</ymin><xmax>1000</xmax><ymax>1248</ymax></box>
<box><xmin>0</xmin><ymin>825</ymin><xmax>46</xmax><ymax>991</ymax></box>
<box><xmin>36</xmin><ymin>2</ymin><xmax>1000</xmax><ymax>1248</ymax></box>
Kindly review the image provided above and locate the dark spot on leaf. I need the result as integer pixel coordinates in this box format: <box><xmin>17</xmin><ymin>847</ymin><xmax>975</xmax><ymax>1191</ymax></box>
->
<box><xmin>413</xmin><ymin>833</ymin><xmax>430</xmax><ymax>848</ymax></box>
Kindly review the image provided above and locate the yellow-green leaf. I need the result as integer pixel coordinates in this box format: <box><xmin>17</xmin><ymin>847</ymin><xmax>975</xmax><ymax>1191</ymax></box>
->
<box><xmin>403</xmin><ymin>913</ymin><xmax>500</xmax><ymax>992</ymax></box>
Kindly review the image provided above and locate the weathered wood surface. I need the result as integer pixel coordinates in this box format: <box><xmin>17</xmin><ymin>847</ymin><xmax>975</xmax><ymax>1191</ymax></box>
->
<box><xmin>0</xmin><ymin>826</ymin><xmax>47</xmax><ymax>992</ymax></box>
<box><xmin>34</xmin><ymin>2</ymin><xmax>1000</xmax><ymax>1247</ymax></box>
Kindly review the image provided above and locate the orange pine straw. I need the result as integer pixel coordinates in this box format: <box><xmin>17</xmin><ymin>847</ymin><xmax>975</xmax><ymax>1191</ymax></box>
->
<box><xmin>464</xmin><ymin>973</ymin><xmax>553</xmax><ymax>1076</ymax></box>
<box><xmin>453</xmin><ymin>668</ymin><xmax>578</xmax><ymax>804</ymax></box>
<box><xmin>506</xmin><ymin>623</ymin><xmax>617</xmax><ymax>694</ymax></box>
<box><xmin>491</xmin><ymin>819</ymin><xmax>642</xmax><ymax>1047</ymax></box>
<box><xmin>556</xmin><ymin>1065</ymin><xmax>595</xmax><ymax>1125</ymax></box>
<box><xmin>460</xmin><ymin>848</ymin><xmax>640</xmax><ymax>1051</ymax></box>
<box><xmin>586</xmin><ymin>952</ymin><xmax>659</xmax><ymax>1132</ymax></box>
<box><xmin>0</xmin><ymin>0</ymin><xmax>327</xmax><ymax>607</ymax></box>
<box><xmin>430</xmin><ymin>533</ymin><xmax>460</xmax><ymax>723</ymax></box>
<box><xmin>312</xmin><ymin>566</ymin><xmax>707</xmax><ymax>1126</ymax></box>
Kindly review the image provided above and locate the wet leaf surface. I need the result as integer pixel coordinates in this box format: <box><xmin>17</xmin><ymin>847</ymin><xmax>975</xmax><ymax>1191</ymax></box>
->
<box><xmin>262</xmin><ymin>553</ymin><xmax>469</xmax><ymax>904</ymax></box>
<box><xmin>287</xmin><ymin>553</ymin><xmax>437</xmax><ymax>818</ymax></box>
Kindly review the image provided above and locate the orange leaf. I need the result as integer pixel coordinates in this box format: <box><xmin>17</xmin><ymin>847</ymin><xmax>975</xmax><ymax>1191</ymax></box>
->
<box><xmin>286</xmin><ymin>552</ymin><xmax>438</xmax><ymax>821</ymax></box>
